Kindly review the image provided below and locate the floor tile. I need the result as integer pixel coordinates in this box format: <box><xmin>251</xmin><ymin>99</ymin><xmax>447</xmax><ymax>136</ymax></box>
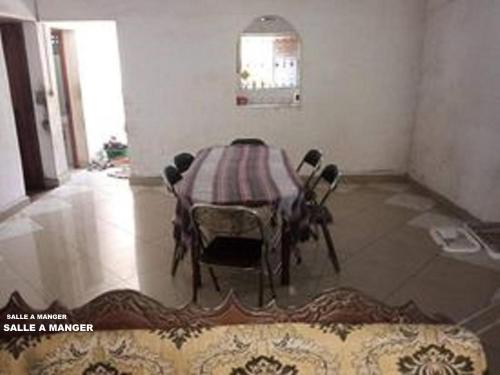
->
<box><xmin>21</xmin><ymin>198</ymin><xmax>72</xmax><ymax>216</ymax></box>
<box><xmin>367</xmin><ymin>182</ymin><xmax>410</xmax><ymax>193</ymax></box>
<box><xmin>124</xmin><ymin>270</ymin><xmax>186</xmax><ymax>307</ymax></box>
<box><xmin>331</xmin><ymin>201</ymin><xmax>419</xmax><ymax>259</ymax></box>
<box><xmin>387</xmin><ymin>257</ymin><xmax>500</xmax><ymax>321</ymax></box>
<box><xmin>385</xmin><ymin>193</ymin><xmax>436</xmax><ymax>212</ymax></box>
<box><xmin>441</xmin><ymin>251</ymin><xmax>500</xmax><ymax>273</ymax></box>
<box><xmin>48</xmin><ymin>184</ymin><xmax>92</xmax><ymax>198</ymax></box>
<box><xmin>407</xmin><ymin>211</ymin><xmax>463</xmax><ymax>229</ymax></box>
<box><xmin>0</xmin><ymin>217</ymin><xmax>43</xmax><ymax>242</ymax></box>
<box><xmin>477</xmin><ymin>319</ymin><xmax>500</xmax><ymax>349</ymax></box>
<box><xmin>91</xmin><ymin>238</ymin><xmax>172</xmax><ymax>280</ymax></box>
<box><xmin>0</xmin><ymin>168</ymin><xmax>498</xmax><ymax>351</ymax></box>
<box><xmin>483</xmin><ymin>344</ymin><xmax>500</xmax><ymax>375</ymax></box>
<box><xmin>328</xmin><ymin>188</ymin><xmax>390</xmax><ymax>219</ymax></box>
<box><xmin>335</xmin><ymin>183</ymin><xmax>361</xmax><ymax>194</ymax></box>
<box><xmin>0</xmin><ymin>277</ymin><xmax>52</xmax><ymax>309</ymax></box>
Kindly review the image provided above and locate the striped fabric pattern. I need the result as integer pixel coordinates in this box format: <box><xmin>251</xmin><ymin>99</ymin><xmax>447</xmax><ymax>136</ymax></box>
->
<box><xmin>178</xmin><ymin>145</ymin><xmax>302</xmax><ymax>212</ymax></box>
<box><xmin>174</xmin><ymin>145</ymin><xmax>307</xmax><ymax>249</ymax></box>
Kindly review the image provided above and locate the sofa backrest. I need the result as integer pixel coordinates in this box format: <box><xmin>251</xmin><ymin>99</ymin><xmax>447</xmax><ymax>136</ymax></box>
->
<box><xmin>0</xmin><ymin>323</ymin><xmax>487</xmax><ymax>374</ymax></box>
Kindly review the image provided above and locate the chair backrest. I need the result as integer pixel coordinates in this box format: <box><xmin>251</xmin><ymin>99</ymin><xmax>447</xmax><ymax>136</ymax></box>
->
<box><xmin>230</xmin><ymin>138</ymin><xmax>266</xmax><ymax>146</ymax></box>
<box><xmin>310</xmin><ymin>164</ymin><xmax>341</xmax><ymax>206</ymax></box>
<box><xmin>191</xmin><ymin>204</ymin><xmax>265</xmax><ymax>247</ymax></box>
<box><xmin>162</xmin><ymin>165</ymin><xmax>183</xmax><ymax>195</ymax></box>
<box><xmin>174</xmin><ymin>153</ymin><xmax>195</xmax><ymax>174</ymax></box>
<box><xmin>297</xmin><ymin>149</ymin><xmax>323</xmax><ymax>188</ymax></box>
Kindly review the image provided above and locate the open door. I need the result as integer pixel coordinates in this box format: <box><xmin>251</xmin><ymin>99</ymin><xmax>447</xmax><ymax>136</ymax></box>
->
<box><xmin>0</xmin><ymin>22</ymin><xmax>45</xmax><ymax>192</ymax></box>
<box><xmin>51</xmin><ymin>29</ymin><xmax>89</xmax><ymax>168</ymax></box>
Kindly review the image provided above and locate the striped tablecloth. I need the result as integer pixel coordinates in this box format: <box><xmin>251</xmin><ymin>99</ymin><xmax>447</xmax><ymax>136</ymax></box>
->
<box><xmin>174</xmin><ymin>144</ymin><xmax>307</xmax><ymax>248</ymax></box>
<box><xmin>178</xmin><ymin>145</ymin><xmax>303</xmax><ymax>211</ymax></box>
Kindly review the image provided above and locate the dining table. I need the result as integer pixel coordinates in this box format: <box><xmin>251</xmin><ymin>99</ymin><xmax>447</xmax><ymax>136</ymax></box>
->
<box><xmin>173</xmin><ymin>143</ymin><xmax>308</xmax><ymax>285</ymax></box>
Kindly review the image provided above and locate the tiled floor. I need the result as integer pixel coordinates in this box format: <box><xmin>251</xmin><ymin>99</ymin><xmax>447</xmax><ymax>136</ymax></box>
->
<box><xmin>0</xmin><ymin>170</ymin><xmax>499</xmax><ymax>369</ymax></box>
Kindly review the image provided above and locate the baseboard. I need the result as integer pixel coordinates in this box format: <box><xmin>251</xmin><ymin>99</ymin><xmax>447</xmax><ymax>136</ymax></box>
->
<box><xmin>0</xmin><ymin>196</ymin><xmax>30</xmax><ymax>222</ymax></box>
<box><xmin>129</xmin><ymin>173</ymin><xmax>407</xmax><ymax>187</ymax></box>
<box><xmin>44</xmin><ymin>171</ymin><xmax>71</xmax><ymax>189</ymax></box>
<box><xmin>342</xmin><ymin>174</ymin><xmax>408</xmax><ymax>184</ymax></box>
<box><xmin>408</xmin><ymin>177</ymin><xmax>479</xmax><ymax>222</ymax></box>
<box><xmin>129</xmin><ymin>176</ymin><xmax>163</xmax><ymax>186</ymax></box>
<box><xmin>126</xmin><ymin>172</ymin><xmax>475</xmax><ymax>222</ymax></box>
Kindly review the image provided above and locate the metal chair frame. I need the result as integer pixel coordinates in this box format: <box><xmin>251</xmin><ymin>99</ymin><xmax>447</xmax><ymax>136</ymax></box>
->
<box><xmin>307</xmin><ymin>164</ymin><xmax>341</xmax><ymax>273</ymax></box>
<box><xmin>162</xmin><ymin>165</ymin><xmax>182</xmax><ymax>197</ymax></box>
<box><xmin>190</xmin><ymin>203</ymin><xmax>276</xmax><ymax>307</ymax></box>
<box><xmin>230</xmin><ymin>138</ymin><xmax>266</xmax><ymax>146</ymax></box>
<box><xmin>162</xmin><ymin>165</ymin><xmax>185</xmax><ymax>276</ymax></box>
<box><xmin>297</xmin><ymin>149</ymin><xmax>323</xmax><ymax>190</ymax></box>
<box><xmin>173</xmin><ymin>152</ymin><xmax>195</xmax><ymax>174</ymax></box>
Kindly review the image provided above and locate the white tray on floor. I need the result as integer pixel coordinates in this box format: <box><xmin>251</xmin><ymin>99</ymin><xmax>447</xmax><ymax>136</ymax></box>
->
<box><xmin>429</xmin><ymin>226</ymin><xmax>481</xmax><ymax>253</ymax></box>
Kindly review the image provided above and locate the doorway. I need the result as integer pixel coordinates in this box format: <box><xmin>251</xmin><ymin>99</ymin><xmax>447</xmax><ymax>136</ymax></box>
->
<box><xmin>51</xmin><ymin>29</ymin><xmax>87</xmax><ymax>168</ymax></box>
<box><xmin>0</xmin><ymin>22</ymin><xmax>45</xmax><ymax>193</ymax></box>
<box><xmin>48</xmin><ymin>21</ymin><xmax>126</xmax><ymax>170</ymax></box>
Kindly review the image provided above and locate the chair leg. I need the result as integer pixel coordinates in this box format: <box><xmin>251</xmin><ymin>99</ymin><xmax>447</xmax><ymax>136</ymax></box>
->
<box><xmin>171</xmin><ymin>243</ymin><xmax>181</xmax><ymax>276</ymax></box>
<box><xmin>192</xmin><ymin>263</ymin><xmax>199</xmax><ymax>303</ymax></box>
<box><xmin>265</xmin><ymin>256</ymin><xmax>276</xmax><ymax>299</ymax></box>
<box><xmin>208</xmin><ymin>267</ymin><xmax>221</xmax><ymax>292</ymax></box>
<box><xmin>293</xmin><ymin>246</ymin><xmax>302</xmax><ymax>265</ymax></box>
<box><xmin>281</xmin><ymin>227</ymin><xmax>291</xmax><ymax>285</ymax></box>
<box><xmin>258</xmin><ymin>270</ymin><xmax>264</xmax><ymax>307</ymax></box>
<box><xmin>320</xmin><ymin>221</ymin><xmax>340</xmax><ymax>273</ymax></box>
<box><xmin>191</xmin><ymin>247</ymin><xmax>201</xmax><ymax>304</ymax></box>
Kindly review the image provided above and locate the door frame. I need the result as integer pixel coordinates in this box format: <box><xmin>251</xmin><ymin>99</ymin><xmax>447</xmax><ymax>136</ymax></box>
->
<box><xmin>51</xmin><ymin>29</ymin><xmax>80</xmax><ymax>167</ymax></box>
<box><xmin>0</xmin><ymin>21</ymin><xmax>45</xmax><ymax>192</ymax></box>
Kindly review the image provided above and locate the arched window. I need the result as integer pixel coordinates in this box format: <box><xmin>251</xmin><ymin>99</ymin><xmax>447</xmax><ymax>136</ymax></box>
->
<box><xmin>236</xmin><ymin>16</ymin><xmax>301</xmax><ymax>107</ymax></box>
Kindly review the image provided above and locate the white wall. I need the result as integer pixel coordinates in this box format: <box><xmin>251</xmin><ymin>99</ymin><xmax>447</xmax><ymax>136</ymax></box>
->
<box><xmin>0</xmin><ymin>31</ymin><xmax>26</xmax><ymax>213</ymax></box>
<box><xmin>37</xmin><ymin>0</ymin><xmax>425</xmax><ymax>177</ymax></box>
<box><xmin>410</xmin><ymin>0</ymin><xmax>500</xmax><ymax>221</ymax></box>
<box><xmin>0</xmin><ymin>0</ymin><xmax>35</xmax><ymax>20</ymax></box>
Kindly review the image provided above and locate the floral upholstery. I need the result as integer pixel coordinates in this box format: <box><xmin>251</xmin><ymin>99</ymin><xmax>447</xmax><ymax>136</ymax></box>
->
<box><xmin>0</xmin><ymin>323</ymin><xmax>487</xmax><ymax>374</ymax></box>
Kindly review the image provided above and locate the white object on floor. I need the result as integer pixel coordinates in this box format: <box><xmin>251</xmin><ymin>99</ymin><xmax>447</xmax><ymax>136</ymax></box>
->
<box><xmin>367</xmin><ymin>182</ymin><xmax>409</xmax><ymax>193</ymax></box>
<box><xmin>22</xmin><ymin>198</ymin><xmax>71</xmax><ymax>216</ymax></box>
<box><xmin>0</xmin><ymin>217</ymin><xmax>43</xmax><ymax>242</ymax></box>
<box><xmin>385</xmin><ymin>193</ymin><xmax>435</xmax><ymax>212</ymax></box>
<box><xmin>408</xmin><ymin>212</ymin><xmax>463</xmax><ymax>230</ymax></box>
<box><xmin>430</xmin><ymin>226</ymin><xmax>481</xmax><ymax>253</ymax></box>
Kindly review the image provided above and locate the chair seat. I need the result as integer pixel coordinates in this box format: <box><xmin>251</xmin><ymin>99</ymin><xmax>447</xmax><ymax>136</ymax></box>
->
<box><xmin>200</xmin><ymin>236</ymin><xmax>262</xmax><ymax>268</ymax></box>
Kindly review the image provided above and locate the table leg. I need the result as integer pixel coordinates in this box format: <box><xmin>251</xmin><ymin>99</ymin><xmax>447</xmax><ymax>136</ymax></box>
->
<box><xmin>281</xmin><ymin>226</ymin><xmax>291</xmax><ymax>285</ymax></box>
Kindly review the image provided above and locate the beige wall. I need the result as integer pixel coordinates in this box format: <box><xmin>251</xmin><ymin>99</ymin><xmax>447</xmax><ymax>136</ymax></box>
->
<box><xmin>0</xmin><ymin>30</ymin><xmax>27</xmax><ymax>213</ymax></box>
<box><xmin>410</xmin><ymin>0</ymin><xmax>500</xmax><ymax>221</ymax></box>
<box><xmin>37</xmin><ymin>0</ymin><xmax>426</xmax><ymax>177</ymax></box>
